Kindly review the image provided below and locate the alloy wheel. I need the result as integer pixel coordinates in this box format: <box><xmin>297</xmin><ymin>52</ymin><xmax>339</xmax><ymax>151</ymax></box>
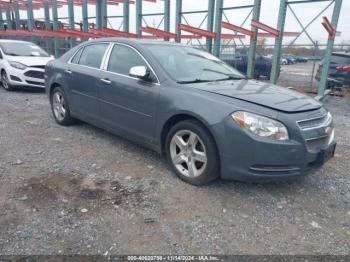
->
<box><xmin>52</xmin><ymin>91</ymin><xmax>66</xmax><ymax>122</ymax></box>
<box><xmin>170</xmin><ymin>130</ymin><xmax>207</xmax><ymax>178</ymax></box>
<box><xmin>2</xmin><ymin>72</ymin><xmax>9</xmax><ymax>90</ymax></box>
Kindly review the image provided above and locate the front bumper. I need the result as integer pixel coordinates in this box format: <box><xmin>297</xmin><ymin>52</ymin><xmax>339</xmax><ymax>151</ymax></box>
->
<box><xmin>6</xmin><ymin>66</ymin><xmax>45</xmax><ymax>89</ymax></box>
<box><xmin>213</xmin><ymin>112</ymin><xmax>335</xmax><ymax>182</ymax></box>
<box><xmin>220</xmin><ymin>141</ymin><xmax>336</xmax><ymax>182</ymax></box>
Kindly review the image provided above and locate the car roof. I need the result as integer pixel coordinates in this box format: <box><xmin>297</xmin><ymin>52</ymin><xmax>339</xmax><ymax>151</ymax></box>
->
<box><xmin>0</xmin><ymin>39</ymin><xmax>34</xmax><ymax>44</ymax></box>
<box><xmin>88</xmin><ymin>37</ymin><xmax>186</xmax><ymax>47</ymax></box>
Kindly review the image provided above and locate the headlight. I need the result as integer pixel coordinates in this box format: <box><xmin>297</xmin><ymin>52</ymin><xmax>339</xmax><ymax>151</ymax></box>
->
<box><xmin>9</xmin><ymin>61</ymin><xmax>27</xmax><ymax>70</ymax></box>
<box><xmin>232</xmin><ymin>111</ymin><xmax>289</xmax><ymax>141</ymax></box>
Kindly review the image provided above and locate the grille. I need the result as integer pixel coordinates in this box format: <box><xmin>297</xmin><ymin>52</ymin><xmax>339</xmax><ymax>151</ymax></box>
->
<box><xmin>31</xmin><ymin>65</ymin><xmax>45</xmax><ymax>69</ymax></box>
<box><xmin>297</xmin><ymin>113</ymin><xmax>331</xmax><ymax>130</ymax></box>
<box><xmin>24</xmin><ymin>70</ymin><xmax>45</xmax><ymax>79</ymax></box>
<box><xmin>26</xmin><ymin>80</ymin><xmax>44</xmax><ymax>86</ymax></box>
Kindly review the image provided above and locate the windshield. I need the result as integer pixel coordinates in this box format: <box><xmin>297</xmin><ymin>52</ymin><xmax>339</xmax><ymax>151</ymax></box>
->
<box><xmin>145</xmin><ymin>44</ymin><xmax>245</xmax><ymax>83</ymax></box>
<box><xmin>0</xmin><ymin>42</ymin><xmax>49</xmax><ymax>57</ymax></box>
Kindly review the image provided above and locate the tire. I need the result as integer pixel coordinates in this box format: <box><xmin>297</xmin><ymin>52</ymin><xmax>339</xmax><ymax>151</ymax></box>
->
<box><xmin>50</xmin><ymin>86</ymin><xmax>76</xmax><ymax>126</ymax></box>
<box><xmin>1</xmin><ymin>71</ymin><xmax>13</xmax><ymax>91</ymax></box>
<box><xmin>166</xmin><ymin>120</ymin><xmax>219</xmax><ymax>186</ymax></box>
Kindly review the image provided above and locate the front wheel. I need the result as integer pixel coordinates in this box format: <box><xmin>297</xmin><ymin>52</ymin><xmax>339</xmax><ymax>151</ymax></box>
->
<box><xmin>51</xmin><ymin>86</ymin><xmax>76</xmax><ymax>126</ymax></box>
<box><xmin>1</xmin><ymin>71</ymin><xmax>13</xmax><ymax>91</ymax></box>
<box><xmin>166</xmin><ymin>120</ymin><xmax>219</xmax><ymax>186</ymax></box>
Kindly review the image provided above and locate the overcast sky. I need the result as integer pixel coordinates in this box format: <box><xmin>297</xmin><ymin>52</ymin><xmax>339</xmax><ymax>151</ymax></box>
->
<box><xmin>30</xmin><ymin>0</ymin><xmax>350</xmax><ymax>47</ymax></box>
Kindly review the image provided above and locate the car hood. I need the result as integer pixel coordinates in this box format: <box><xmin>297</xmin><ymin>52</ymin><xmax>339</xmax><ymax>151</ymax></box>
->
<box><xmin>5</xmin><ymin>55</ymin><xmax>54</xmax><ymax>66</ymax></box>
<box><xmin>191</xmin><ymin>79</ymin><xmax>322</xmax><ymax>113</ymax></box>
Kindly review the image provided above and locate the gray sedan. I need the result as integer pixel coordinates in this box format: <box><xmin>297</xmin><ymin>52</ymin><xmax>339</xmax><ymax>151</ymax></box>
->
<box><xmin>45</xmin><ymin>38</ymin><xmax>336</xmax><ymax>185</ymax></box>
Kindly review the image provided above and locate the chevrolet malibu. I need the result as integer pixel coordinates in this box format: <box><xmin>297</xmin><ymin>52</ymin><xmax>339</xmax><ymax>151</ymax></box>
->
<box><xmin>0</xmin><ymin>40</ymin><xmax>53</xmax><ymax>90</ymax></box>
<box><xmin>45</xmin><ymin>38</ymin><xmax>336</xmax><ymax>185</ymax></box>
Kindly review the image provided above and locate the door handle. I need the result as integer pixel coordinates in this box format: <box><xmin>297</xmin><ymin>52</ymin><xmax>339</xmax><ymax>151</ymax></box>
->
<box><xmin>65</xmin><ymin>69</ymin><xmax>72</xmax><ymax>74</ymax></box>
<box><xmin>100</xmin><ymin>78</ymin><xmax>111</xmax><ymax>84</ymax></box>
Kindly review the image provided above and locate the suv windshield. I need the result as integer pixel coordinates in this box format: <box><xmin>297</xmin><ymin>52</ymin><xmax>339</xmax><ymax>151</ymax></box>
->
<box><xmin>0</xmin><ymin>42</ymin><xmax>49</xmax><ymax>57</ymax></box>
<box><xmin>145</xmin><ymin>44</ymin><xmax>245</xmax><ymax>83</ymax></box>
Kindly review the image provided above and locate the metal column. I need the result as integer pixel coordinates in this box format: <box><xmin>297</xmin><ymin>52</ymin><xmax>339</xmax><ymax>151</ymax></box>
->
<box><xmin>0</xmin><ymin>6</ymin><xmax>4</xmax><ymax>30</ymax></box>
<box><xmin>27</xmin><ymin>0</ymin><xmax>35</xmax><ymax>30</ymax></box>
<box><xmin>123</xmin><ymin>0</ymin><xmax>130</xmax><ymax>32</ymax></box>
<box><xmin>44</xmin><ymin>0</ymin><xmax>53</xmax><ymax>54</ymax></box>
<box><xmin>52</xmin><ymin>0</ymin><xmax>60</xmax><ymax>57</ymax></box>
<box><xmin>318</xmin><ymin>0</ymin><xmax>343</xmax><ymax>98</ymax></box>
<box><xmin>206</xmin><ymin>0</ymin><xmax>215</xmax><ymax>52</ymax></box>
<box><xmin>96</xmin><ymin>0</ymin><xmax>102</xmax><ymax>29</ymax></box>
<box><xmin>13</xmin><ymin>0</ymin><xmax>20</xmax><ymax>30</ymax></box>
<box><xmin>68</xmin><ymin>0</ymin><xmax>76</xmax><ymax>47</ymax></box>
<box><xmin>5</xmin><ymin>4</ymin><xmax>12</xmax><ymax>30</ymax></box>
<box><xmin>82</xmin><ymin>0</ymin><xmax>89</xmax><ymax>33</ymax></box>
<box><xmin>101</xmin><ymin>0</ymin><xmax>108</xmax><ymax>28</ymax></box>
<box><xmin>270</xmin><ymin>0</ymin><xmax>287</xmax><ymax>84</ymax></box>
<box><xmin>164</xmin><ymin>0</ymin><xmax>171</xmax><ymax>41</ymax></box>
<box><xmin>247</xmin><ymin>0</ymin><xmax>262</xmax><ymax>79</ymax></box>
<box><xmin>175</xmin><ymin>0</ymin><xmax>182</xmax><ymax>43</ymax></box>
<box><xmin>44</xmin><ymin>0</ymin><xmax>51</xmax><ymax>29</ymax></box>
<box><xmin>213</xmin><ymin>0</ymin><xmax>224</xmax><ymax>57</ymax></box>
<box><xmin>136</xmin><ymin>0</ymin><xmax>142</xmax><ymax>37</ymax></box>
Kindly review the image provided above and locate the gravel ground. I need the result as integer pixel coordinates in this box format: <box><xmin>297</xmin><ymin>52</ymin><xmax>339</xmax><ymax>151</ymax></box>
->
<box><xmin>278</xmin><ymin>61</ymin><xmax>320</xmax><ymax>88</ymax></box>
<box><xmin>0</xmin><ymin>87</ymin><xmax>349</xmax><ymax>255</ymax></box>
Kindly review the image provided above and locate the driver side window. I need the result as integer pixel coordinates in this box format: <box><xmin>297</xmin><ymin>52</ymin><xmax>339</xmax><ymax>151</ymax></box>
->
<box><xmin>107</xmin><ymin>45</ymin><xmax>148</xmax><ymax>77</ymax></box>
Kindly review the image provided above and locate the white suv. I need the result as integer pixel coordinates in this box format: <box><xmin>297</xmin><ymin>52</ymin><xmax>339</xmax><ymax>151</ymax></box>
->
<box><xmin>0</xmin><ymin>40</ymin><xmax>54</xmax><ymax>91</ymax></box>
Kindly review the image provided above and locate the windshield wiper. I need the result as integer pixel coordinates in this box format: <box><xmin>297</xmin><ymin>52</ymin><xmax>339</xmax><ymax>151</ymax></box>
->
<box><xmin>6</xmin><ymin>53</ymin><xmax>20</xmax><ymax>56</ymax></box>
<box><xmin>202</xmin><ymin>68</ymin><xmax>244</xmax><ymax>79</ymax></box>
<box><xmin>215</xmin><ymin>75</ymin><xmax>246</xmax><ymax>81</ymax></box>
<box><xmin>177</xmin><ymin>79</ymin><xmax>213</xmax><ymax>84</ymax></box>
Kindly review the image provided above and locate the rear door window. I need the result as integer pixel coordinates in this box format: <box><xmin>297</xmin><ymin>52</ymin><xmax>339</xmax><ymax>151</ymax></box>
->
<box><xmin>78</xmin><ymin>43</ymin><xmax>109</xmax><ymax>69</ymax></box>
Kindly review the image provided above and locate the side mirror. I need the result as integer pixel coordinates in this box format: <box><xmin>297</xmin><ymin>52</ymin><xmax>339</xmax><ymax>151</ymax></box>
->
<box><xmin>129</xmin><ymin>66</ymin><xmax>149</xmax><ymax>80</ymax></box>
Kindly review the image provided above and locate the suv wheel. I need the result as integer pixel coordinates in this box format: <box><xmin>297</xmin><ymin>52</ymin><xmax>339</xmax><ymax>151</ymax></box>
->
<box><xmin>51</xmin><ymin>86</ymin><xmax>76</xmax><ymax>125</ymax></box>
<box><xmin>166</xmin><ymin>120</ymin><xmax>219</xmax><ymax>186</ymax></box>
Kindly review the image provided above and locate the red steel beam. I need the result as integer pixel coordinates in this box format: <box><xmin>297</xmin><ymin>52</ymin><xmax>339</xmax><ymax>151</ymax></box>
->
<box><xmin>221</xmin><ymin>34</ymin><xmax>246</xmax><ymax>39</ymax></box>
<box><xmin>32</xmin><ymin>29</ymin><xmax>71</xmax><ymax>37</ymax></box>
<box><xmin>251</xmin><ymin>19</ymin><xmax>279</xmax><ymax>37</ymax></box>
<box><xmin>178</xmin><ymin>24</ymin><xmax>216</xmax><ymax>39</ymax></box>
<box><xmin>257</xmin><ymin>32</ymin><xmax>299</xmax><ymax>37</ymax></box>
<box><xmin>221</xmin><ymin>21</ymin><xmax>254</xmax><ymax>37</ymax></box>
<box><xmin>0</xmin><ymin>30</ymin><xmax>34</xmax><ymax>36</ymax></box>
<box><xmin>141</xmin><ymin>26</ymin><xmax>177</xmax><ymax>39</ymax></box>
<box><xmin>322</xmin><ymin>16</ymin><xmax>336</xmax><ymax>38</ymax></box>
<box><xmin>58</xmin><ymin>29</ymin><xmax>101</xmax><ymax>38</ymax></box>
<box><xmin>101</xmin><ymin>28</ymin><xmax>138</xmax><ymax>38</ymax></box>
<box><xmin>89</xmin><ymin>28</ymin><xmax>138</xmax><ymax>38</ymax></box>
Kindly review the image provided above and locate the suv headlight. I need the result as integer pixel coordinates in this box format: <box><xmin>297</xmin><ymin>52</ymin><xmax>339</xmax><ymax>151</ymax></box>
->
<box><xmin>232</xmin><ymin>111</ymin><xmax>289</xmax><ymax>141</ymax></box>
<box><xmin>9</xmin><ymin>61</ymin><xmax>27</xmax><ymax>70</ymax></box>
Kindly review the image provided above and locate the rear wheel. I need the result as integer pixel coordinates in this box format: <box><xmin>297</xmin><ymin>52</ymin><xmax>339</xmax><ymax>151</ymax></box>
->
<box><xmin>51</xmin><ymin>86</ymin><xmax>76</xmax><ymax>125</ymax></box>
<box><xmin>166</xmin><ymin>120</ymin><xmax>219</xmax><ymax>186</ymax></box>
<box><xmin>1</xmin><ymin>71</ymin><xmax>13</xmax><ymax>91</ymax></box>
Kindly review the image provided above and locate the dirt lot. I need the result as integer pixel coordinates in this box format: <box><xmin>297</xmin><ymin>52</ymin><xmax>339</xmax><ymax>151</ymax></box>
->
<box><xmin>278</xmin><ymin>61</ymin><xmax>320</xmax><ymax>88</ymax></box>
<box><xmin>0</xmin><ymin>87</ymin><xmax>349</xmax><ymax>255</ymax></box>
